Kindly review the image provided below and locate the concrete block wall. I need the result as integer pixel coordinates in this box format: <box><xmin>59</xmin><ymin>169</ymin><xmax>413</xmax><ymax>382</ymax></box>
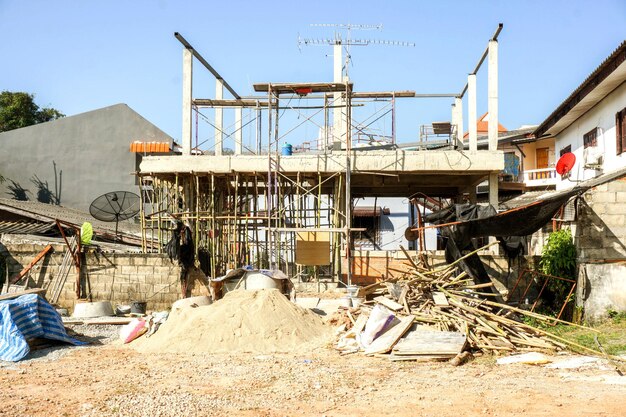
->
<box><xmin>576</xmin><ymin>178</ymin><xmax>626</xmax><ymax>262</ymax></box>
<box><xmin>574</xmin><ymin>176</ymin><xmax>626</xmax><ymax>320</ymax></box>
<box><xmin>0</xmin><ymin>241</ymin><xmax>210</xmax><ymax>312</ymax></box>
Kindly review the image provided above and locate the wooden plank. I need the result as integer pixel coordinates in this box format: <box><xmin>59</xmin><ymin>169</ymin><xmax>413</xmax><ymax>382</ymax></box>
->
<box><xmin>432</xmin><ymin>291</ymin><xmax>449</xmax><ymax>306</ymax></box>
<box><xmin>9</xmin><ymin>244</ymin><xmax>53</xmax><ymax>285</ymax></box>
<box><xmin>392</xmin><ymin>326</ymin><xmax>466</xmax><ymax>356</ymax></box>
<box><xmin>364</xmin><ymin>315</ymin><xmax>415</xmax><ymax>355</ymax></box>
<box><xmin>295</xmin><ymin>231</ymin><xmax>330</xmax><ymax>265</ymax></box>
<box><xmin>352</xmin><ymin>313</ymin><xmax>369</xmax><ymax>334</ymax></box>
<box><xmin>374</xmin><ymin>296</ymin><xmax>403</xmax><ymax>312</ymax></box>
<box><xmin>0</xmin><ymin>288</ymin><xmax>47</xmax><ymax>302</ymax></box>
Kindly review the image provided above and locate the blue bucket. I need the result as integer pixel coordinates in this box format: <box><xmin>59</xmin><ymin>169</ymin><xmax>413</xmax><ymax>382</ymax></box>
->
<box><xmin>281</xmin><ymin>143</ymin><xmax>293</xmax><ymax>156</ymax></box>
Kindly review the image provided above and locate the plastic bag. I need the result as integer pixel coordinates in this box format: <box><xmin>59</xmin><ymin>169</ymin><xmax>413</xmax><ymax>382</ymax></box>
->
<box><xmin>360</xmin><ymin>305</ymin><xmax>395</xmax><ymax>347</ymax></box>
<box><xmin>120</xmin><ymin>318</ymin><xmax>148</xmax><ymax>343</ymax></box>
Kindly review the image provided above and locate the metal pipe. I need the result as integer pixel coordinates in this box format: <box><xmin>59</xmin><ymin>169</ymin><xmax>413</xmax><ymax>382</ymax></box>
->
<box><xmin>174</xmin><ymin>32</ymin><xmax>241</xmax><ymax>99</ymax></box>
<box><xmin>459</xmin><ymin>23</ymin><xmax>503</xmax><ymax>98</ymax></box>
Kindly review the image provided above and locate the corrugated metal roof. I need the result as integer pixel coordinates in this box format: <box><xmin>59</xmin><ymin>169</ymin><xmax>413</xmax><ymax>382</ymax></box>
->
<box><xmin>0</xmin><ymin>220</ymin><xmax>56</xmax><ymax>235</ymax></box>
<box><xmin>0</xmin><ymin>198</ymin><xmax>142</xmax><ymax>244</ymax></box>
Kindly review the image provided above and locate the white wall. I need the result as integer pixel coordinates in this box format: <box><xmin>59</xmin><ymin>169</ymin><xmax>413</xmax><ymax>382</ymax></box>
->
<box><xmin>353</xmin><ymin>197</ymin><xmax>437</xmax><ymax>251</ymax></box>
<box><xmin>555</xmin><ymin>82</ymin><xmax>626</xmax><ymax>189</ymax></box>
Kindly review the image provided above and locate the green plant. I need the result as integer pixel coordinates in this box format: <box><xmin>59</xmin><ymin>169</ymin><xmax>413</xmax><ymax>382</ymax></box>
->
<box><xmin>540</xmin><ymin>229</ymin><xmax>577</xmax><ymax>279</ymax></box>
<box><xmin>538</xmin><ymin>228</ymin><xmax>577</xmax><ymax>316</ymax></box>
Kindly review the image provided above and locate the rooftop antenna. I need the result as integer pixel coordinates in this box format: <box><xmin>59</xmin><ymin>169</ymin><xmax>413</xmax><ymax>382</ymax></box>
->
<box><xmin>298</xmin><ymin>23</ymin><xmax>415</xmax><ymax>81</ymax></box>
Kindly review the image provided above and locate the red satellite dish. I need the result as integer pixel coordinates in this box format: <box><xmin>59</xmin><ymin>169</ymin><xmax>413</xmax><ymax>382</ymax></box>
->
<box><xmin>556</xmin><ymin>152</ymin><xmax>576</xmax><ymax>175</ymax></box>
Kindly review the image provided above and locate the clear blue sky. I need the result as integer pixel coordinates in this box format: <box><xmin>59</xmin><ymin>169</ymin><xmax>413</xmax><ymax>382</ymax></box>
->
<box><xmin>1</xmin><ymin>0</ymin><xmax>625</xmax><ymax>145</ymax></box>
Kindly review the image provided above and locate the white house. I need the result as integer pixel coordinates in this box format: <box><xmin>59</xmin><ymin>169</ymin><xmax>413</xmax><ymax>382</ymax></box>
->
<box><xmin>532</xmin><ymin>40</ymin><xmax>626</xmax><ymax>320</ymax></box>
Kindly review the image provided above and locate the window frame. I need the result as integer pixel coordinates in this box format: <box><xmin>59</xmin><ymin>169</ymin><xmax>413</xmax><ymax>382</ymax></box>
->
<box><xmin>583</xmin><ymin>127</ymin><xmax>597</xmax><ymax>149</ymax></box>
<box><xmin>617</xmin><ymin>108</ymin><xmax>626</xmax><ymax>155</ymax></box>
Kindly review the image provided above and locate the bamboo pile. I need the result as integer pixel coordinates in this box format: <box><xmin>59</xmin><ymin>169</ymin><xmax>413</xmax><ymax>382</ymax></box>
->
<box><xmin>352</xmin><ymin>243</ymin><xmax>610</xmax><ymax>357</ymax></box>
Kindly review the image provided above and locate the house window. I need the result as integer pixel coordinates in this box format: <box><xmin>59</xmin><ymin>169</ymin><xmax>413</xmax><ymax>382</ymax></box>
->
<box><xmin>560</xmin><ymin>145</ymin><xmax>572</xmax><ymax>157</ymax></box>
<box><xmin>617</xmin><ymin>108</ymin><xmax>626</xmax><ymax>155</ymax></box>
<box><xmin>353</xmin><ymin>215</ymin><xmax>380</xmax><ymax>247</ymax></box>
<box><xmin>583</xmin><ymin>128</ymin><xmax>597</xmax><ymax>148</ymax></box>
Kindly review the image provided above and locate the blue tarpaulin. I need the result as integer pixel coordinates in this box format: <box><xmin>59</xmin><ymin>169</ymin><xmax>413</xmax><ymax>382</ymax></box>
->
<box><xmin>0</xmin><ymin>294</ymin><xmax>86</xmax><ymax>362</ymax></box>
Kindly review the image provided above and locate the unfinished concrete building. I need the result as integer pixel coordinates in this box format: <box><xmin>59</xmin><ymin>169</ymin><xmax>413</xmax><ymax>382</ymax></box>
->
<box><xmin>138</xmin><ymin>29</ymin><xmax>505</xmax><ymax>285</ymax></box>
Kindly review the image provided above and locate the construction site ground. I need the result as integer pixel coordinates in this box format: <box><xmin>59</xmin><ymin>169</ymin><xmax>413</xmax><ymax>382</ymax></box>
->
<box><xmin>1</xmin><ymin>325</ymin><xmax>625</xmax><ymax>417</ymax></box>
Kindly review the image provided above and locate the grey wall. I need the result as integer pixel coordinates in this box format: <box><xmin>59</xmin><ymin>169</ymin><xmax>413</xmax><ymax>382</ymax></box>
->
<box><xmin>0</xmin><ymin>104</ymin><xmax>173</xmax><ymax>212</ymax></box>
<box><xmin>574</xmin><ymin>176</ymin><xmax>626</xmax><ymax>320</ymax></box>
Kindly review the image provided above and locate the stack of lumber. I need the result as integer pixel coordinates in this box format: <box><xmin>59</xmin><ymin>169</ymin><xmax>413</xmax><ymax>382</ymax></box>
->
<box><xmin>337</xmin><ymin>243</ymin><xmax>611</xmax><ymax>359</ymax></box>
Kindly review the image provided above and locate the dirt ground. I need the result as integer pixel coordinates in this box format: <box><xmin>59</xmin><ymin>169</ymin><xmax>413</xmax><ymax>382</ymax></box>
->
<box><xmin>1</xmin><ymin>336</ymin><xmax>625</xmax><ymax>417</ymax></box>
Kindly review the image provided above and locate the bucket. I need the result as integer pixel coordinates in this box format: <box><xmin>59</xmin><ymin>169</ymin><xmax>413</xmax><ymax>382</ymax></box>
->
<box><xmin>281</xmin><ymin>143</ymin><xmax>293</xmax><ymax>156</ymax></box>
<box><xmin>351</xmin><ymin>297</ymin><xmax>365</xmax><ymax>308</ymax></box>
<box><xmin>346</xmin><ymin>285</ymin><xmax>359</xmax><ymax>298</ymax></box>
<box><xmin>340</xmin><ymin>296</ymin><xmax>352</xmax><ymax>308</ymax></box>
<box><xmin>130</xmin><ymin>301</ymin><xmax>147</xmax><ymax>315</ymax></box>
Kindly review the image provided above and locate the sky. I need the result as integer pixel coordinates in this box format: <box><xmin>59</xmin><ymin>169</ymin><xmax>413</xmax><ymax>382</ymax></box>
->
<box><xmin>1</xmin><ymin>0</ymin><xmax>625</xmax><ymax>148</ymax></box>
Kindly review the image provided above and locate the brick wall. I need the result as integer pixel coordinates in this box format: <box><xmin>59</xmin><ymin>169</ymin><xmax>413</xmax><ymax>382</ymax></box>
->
<box><xmin>0</xmin><ymin>241</ymin><xmax>210</xmax><ymax>312</ymax></box>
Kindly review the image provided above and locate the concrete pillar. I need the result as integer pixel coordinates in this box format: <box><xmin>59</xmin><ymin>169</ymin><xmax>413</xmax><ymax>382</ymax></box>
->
<box><xmin>182</xmin><ymin>48</ymin><xmax>193</xmax><ymax>156</ymax></box>
<box><xmin>235</xmin><ymin>107</ymin><xmax>243</xmax><ymax>155</ymax></box>
<box><xmin>489</xmin><ymin>172</ymin><xmax>499</xmax><ymax>210</ymax></box>
<box><xmin>488</xmin><ymin>40</ymin><xmax>498</xmax><ymax>151</ymax></box>
<box><xmin>451</xmin><ymin>103</ymin><xmax>457</xmax><ymax>140</ymax></box>
<box><xmin>454</xmin><ymin>97</ymin><xmax>463</xmax><ymax>149</ymax></box>
<box><xmin>468</xmin><ymin>73</ymin><xmax>478</xmax><ymax>151</ymax></box>
<box><xmin>215</xmin><ymin>79</ymin><xmax>224</xmax><ymax>156</ymax></box>
<box><xmin>333</xmin><ymin>42</ymin><xmax>343</xmax><ymax>148</ymax></box>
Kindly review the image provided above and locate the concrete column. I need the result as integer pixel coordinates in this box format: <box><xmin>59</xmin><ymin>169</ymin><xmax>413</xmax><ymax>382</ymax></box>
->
<box><xmin>235</xmin><ymin>107</ymin><xmax>243</xmax><ymax>155</ymax></box>
<box><xmin>182</xmin><ymin>48</ymin><xmax>193</xmax><ymax>156</ymax></box>
<box><xmin>454</xmin><ymin>97</ymin><xmax>463</xmax><ymax>149</ymax></box>
<box><xmin>451</xmin><ymin>103</ymin><xmax>457</xmax><ymax>140</ymax></box>
<box><xmin>468</xmin><ymin>73</ymin><xmax>478</xmax><ymax>151</ymax></box>
<box><xmin>488</xmin><ymin>171</ymin><xmax>499</xmax><ymax>251</ymax></box>
<box><xmin>489</xmin><ymin>172</ymin><xmax>499</xmax><ymax>210</ymax></box>
<box><xmin>333</xmin><ymin>42</ymin><xmax>343</xmax><ymax>148</ymax></box>
<box><xmin>488</xmin><ymin>40</ymin><xmax>498</xmax><ymax>151</ymax></box>
<box><xmin>215</xmin><ymin>79</ymin><xmax>224</xmax><ymax>156</ymax></box>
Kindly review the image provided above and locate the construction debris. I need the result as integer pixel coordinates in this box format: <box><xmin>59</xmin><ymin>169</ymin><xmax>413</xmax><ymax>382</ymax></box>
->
<box><xmin>335</xmin><ymin>242</ymin><xmax>625</xmax><ymax>363</ymax></box>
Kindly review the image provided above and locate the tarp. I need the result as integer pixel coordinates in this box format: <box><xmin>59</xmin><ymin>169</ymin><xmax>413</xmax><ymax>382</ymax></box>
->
<box><xmin>0</xmin><ymin>294</ymin><xmax>85</xmax><ymax>362</ymax></box>
<box><xmin>422</xmin><ymin>187</ymin><xmax>587</xmax><ymax>293</ymax></box>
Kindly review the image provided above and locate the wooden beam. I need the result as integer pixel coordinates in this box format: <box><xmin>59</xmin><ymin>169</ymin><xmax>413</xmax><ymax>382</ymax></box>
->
<box><xmin>9</xmin><ymin>245</ymin><xmax>53</xmax><ymax>285</ymax></box>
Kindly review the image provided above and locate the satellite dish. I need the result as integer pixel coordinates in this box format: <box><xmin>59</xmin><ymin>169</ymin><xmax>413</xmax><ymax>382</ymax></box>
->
<box><xmin>89</xmin><ymin>191</ymin><xmax>140</xmax><ymax>239</ymax></box>
<box><xmin>556</xmin><ymin>152</ymin><xmax>576</xmax><ymax>176</ymax></box>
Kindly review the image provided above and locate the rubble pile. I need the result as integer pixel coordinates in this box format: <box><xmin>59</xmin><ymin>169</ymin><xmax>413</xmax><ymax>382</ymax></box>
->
<box><xmin>335</xmin><ymin>245</ymin><xmax>596</xmax><ymax>359</ymax></box>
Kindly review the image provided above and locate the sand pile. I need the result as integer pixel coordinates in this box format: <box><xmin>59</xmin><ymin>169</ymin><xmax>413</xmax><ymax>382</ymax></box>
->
<box><xmin>133</xmin><ymin>289</ymin><xmax>332</xmax><ymax>354</ymax></box>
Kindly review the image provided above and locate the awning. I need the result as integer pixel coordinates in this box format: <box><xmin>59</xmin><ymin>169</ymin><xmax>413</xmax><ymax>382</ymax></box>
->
<box><xmin>130</xmin><ymin>141</ymin><xmax>170</xmax><ymax>153</ymax></box>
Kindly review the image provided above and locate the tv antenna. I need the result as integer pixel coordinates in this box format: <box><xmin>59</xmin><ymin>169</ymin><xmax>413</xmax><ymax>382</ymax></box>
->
<box><xmin>89</xmin><ymin>191</ymin><xmax>141</xmax><ymax>239</ymax></box>
<box><xmin>298</xmin><ymin>23</ymin><xmax>415</xmax><ymax>81</ymax></box>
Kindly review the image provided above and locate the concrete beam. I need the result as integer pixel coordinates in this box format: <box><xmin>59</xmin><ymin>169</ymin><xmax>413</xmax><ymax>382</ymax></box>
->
<box><xmin>468</xmin><ymin>73</ymin><xmax>478</xmax><ymax>151</ymax></box>
<box><xmin>488</xmin><ymin>40</ymin><xmax>498</xmax><ymax>151</ymax></box>
<box><xmin>182</xmin><ymin>48</ymin><xmax>193</xmax><ymax>156</ymax></box>
<box><xmin>140</xmin><ymin>150</ymin><xmax>504</xmax><ymax>175</ymax></box>
<box><xmin>215</xmin><ymin>79</ymin><xmax>224</xmax><ymax>156</ymax></box>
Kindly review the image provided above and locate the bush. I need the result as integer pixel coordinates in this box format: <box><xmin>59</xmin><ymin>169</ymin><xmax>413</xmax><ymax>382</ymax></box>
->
<box><xmin>538</xmin><ymin>228</ymin><xmax>577</xmax><ymax>316</ymax></box>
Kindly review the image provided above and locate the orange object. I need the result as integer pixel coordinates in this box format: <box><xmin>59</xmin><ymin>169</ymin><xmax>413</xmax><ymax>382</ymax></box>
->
<box><xmin>129</xmin><ymin>141</ymin><xmax>170</xmax><ymax>153</ymax></box>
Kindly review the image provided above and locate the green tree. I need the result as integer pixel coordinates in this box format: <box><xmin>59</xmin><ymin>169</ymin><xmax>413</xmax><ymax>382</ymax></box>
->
<box><xmin>0</xmin><ymin>91</ymin><xmax>64</xmax><ymax>132</ymax></box>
